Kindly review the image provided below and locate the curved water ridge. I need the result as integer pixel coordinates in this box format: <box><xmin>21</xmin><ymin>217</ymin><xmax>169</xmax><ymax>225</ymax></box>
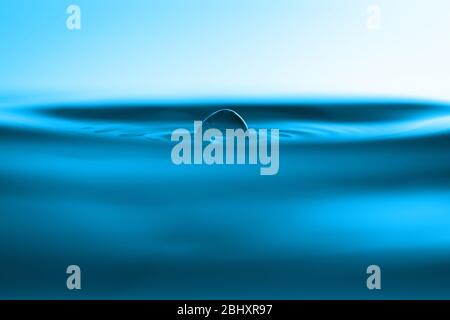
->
<box><xmin>0</xmin><ymin>100</ymin><xmax>450</xmax><ymax>142</ymax></box>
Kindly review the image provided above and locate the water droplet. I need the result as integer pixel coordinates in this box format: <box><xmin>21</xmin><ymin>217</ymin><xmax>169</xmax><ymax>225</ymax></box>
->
<box><xmin>202</xmin><ymin>109</ymin><xmax>248</xmax><ymax>132</ymax></box>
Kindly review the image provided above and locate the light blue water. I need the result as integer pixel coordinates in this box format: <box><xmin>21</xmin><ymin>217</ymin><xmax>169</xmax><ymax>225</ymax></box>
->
<box><xmin>1</xmin><ymin>99</ymin><xmax>450</xmax><ymax>299</ymax></box>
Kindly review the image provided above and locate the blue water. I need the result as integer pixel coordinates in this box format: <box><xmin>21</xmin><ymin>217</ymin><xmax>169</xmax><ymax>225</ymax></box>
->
<box><xmin>1</xmin><ymin>98</ymin><xmax>450</xmax><ymax>299</ymax></box>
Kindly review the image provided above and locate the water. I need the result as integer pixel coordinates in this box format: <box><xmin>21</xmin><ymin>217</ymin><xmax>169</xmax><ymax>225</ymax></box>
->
<box><xmin>1</xmin><ymin>98</ymin><xmax>450</xmax><ymax>299</ymax></box>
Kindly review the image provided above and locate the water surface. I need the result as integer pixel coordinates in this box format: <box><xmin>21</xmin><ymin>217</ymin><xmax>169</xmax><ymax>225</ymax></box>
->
<box><xmin>1</xmin><ymin>99</ymin><xmax>450</xmax><ymax>299</ymax></box>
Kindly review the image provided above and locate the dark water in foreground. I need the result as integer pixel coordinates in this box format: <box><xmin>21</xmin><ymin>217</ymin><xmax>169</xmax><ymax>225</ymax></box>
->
<box><xmin>1</xmin><ymin>99</ymin><xmax>450</xmax><ymax>299</ymax></box>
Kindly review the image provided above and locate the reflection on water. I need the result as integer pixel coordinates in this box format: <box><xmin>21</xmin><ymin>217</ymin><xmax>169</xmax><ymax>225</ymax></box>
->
<box><xmin>0</xmin><ymin>99</ymin><xmax>450</xmax><ymax>299</ymax></box>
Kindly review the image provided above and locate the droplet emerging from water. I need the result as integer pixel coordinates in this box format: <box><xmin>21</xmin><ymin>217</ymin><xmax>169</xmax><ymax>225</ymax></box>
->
<box><xmin>202</xmin><ymin>109</ymin><xmax>248</xmax><ymax>132</ymax></box>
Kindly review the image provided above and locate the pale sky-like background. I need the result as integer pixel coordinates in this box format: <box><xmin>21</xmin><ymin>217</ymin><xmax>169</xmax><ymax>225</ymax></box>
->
<box><xmin>0</xmin><ymin>0</ymin><xmax>449</xmax><ymax>103</ymax></box>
